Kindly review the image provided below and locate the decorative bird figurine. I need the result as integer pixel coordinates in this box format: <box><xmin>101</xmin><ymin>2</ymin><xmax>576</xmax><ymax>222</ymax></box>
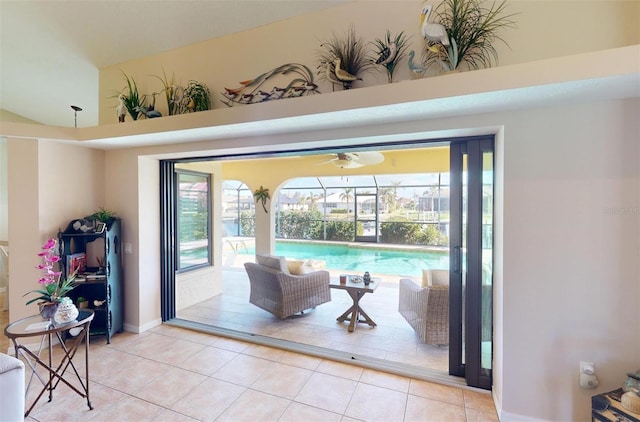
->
<box><xmin>116</xmin><ymin>94</ymin><xmax>127</xmax><ymax>123</ymax></box>
<box><xmin>375</xmin><ymin>42</ymin><xmax>398</xmax><ymax>66</ymax></box>
<box><xmin>408</xmin><ymin>50</ymin><xmax>426</xmax><ymax>76</ymax></box>
<box><xmin>421</xmin><ymin>4</ymin><xmax>450</xmax><ymax>46</ymax></box>
<box><xmin>333</xmin><ymin>58</ymin><xmax>361</xmax><ymax>83</ymax></box>
<box><xmin>269</xmin><ymin>87</ymin><xmax>287</xmax><ymax>100</ymax></box>
<box><xmin>139</xmin><ymin>92</ymin><xmax>162</xmax><ymax>118</ymax></box>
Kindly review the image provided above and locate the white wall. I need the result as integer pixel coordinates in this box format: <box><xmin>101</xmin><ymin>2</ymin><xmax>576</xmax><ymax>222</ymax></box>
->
<box><xmin>499</xmin><ymin>99</ymin><xmax>639</xmax><ymax>421</ymax></box>
<box><xmin>6</xmin><ymin>138</ymin><xmax>105</xmax><ymax>322</ymax></box>
<box><xmin>89</xmin><ymin>96</ymin><xmax>637</xmax><ymax>421</ymax></box>
<box><xmin>0</xmin><ymin>138</ymin><xmax>7</xmax><ymax>241</ymax></box>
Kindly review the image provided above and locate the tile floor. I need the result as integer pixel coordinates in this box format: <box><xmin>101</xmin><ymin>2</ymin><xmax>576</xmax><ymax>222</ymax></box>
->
<box><xmin>177</xmin><ymin>268</ymin><xmax>450</xmax><ymax>374</ymax></box>
<box><xmin>8</xmin><ymin>324</ymin><xmax>497</xmax><ymax>422</ymax></box>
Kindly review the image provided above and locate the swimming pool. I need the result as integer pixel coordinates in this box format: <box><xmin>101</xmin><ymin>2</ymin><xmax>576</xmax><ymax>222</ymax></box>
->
<box><xmin>240</xmin><ymin>240</ymin><xmax>449</xmax><ymax>278</ymax></box>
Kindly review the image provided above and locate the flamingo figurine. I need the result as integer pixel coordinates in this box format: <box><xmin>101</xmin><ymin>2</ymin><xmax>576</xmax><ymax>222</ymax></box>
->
<box><xmin>421</xmin><ymin>4</ymin><xmax>450</xmax><ymax>46</ymax></box>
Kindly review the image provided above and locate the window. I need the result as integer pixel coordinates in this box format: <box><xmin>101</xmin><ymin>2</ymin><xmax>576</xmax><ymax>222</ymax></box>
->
<box><xmin>177</xmin><ymin>170</ymin><xmax>211</xmax><ymax>270</ymax></box>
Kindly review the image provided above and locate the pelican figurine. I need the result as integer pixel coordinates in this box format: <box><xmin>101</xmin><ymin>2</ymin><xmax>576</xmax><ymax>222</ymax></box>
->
<box><xmin>116</xmin><ymin>94</ymin><xmax>127</xmax><ymax>122</ymax></box>
<box><xmin>408</xmin><ymin>50</ymin><xmax>426</xmax><ymax>75</ymax></box>
<box><xmin>421</xmin><ymin>4</ymin><xmax>450</xmax><ymax>46</ymax></box>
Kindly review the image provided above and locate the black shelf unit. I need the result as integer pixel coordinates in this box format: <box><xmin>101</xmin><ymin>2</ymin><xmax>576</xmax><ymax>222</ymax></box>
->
<box><xmin>58</xmin><ymin>218</ymin><xmax>123</xmax><ymax>343</ymax></box>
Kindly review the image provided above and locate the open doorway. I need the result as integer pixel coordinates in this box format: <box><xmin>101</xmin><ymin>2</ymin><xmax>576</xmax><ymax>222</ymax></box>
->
<box><xmin>161</xmin><ymin>139</ymin><xmax>494</xmax><ymax>388</ymax></box>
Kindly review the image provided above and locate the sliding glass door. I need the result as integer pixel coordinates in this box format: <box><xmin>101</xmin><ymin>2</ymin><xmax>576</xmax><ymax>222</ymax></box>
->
<box><xmin>449</xmin><ymin>138</ymin><xmax>494</xmax><ymax>389</ymax></box>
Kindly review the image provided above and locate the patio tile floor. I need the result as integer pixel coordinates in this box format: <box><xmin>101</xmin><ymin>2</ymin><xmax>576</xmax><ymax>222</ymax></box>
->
<box><xmin>177</xmin><ymin>268</ymin><xmax>450</xmax><ymax>374</ymax></box>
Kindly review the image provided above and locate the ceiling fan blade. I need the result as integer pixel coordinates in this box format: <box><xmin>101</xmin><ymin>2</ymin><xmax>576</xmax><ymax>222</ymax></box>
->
<box><xmin>315</xmin><ymin>156</ymin><xmax>337</xmax><ymax>165</ymax></box>
<box><xmin>352</xmin><ymin>151</ymin><xmax>384</xmax><ymax>165</ymax></box>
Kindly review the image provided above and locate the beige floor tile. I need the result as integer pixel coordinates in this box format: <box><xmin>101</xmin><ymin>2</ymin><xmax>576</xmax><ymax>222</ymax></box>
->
<box><xmin>99</xmin><ymin>358</ymin><xmax>169</xmax><ymax>394</ymax></box>
<box><xmin>243</xmin><ymin>343</ymin><xmax>286</xmax><ymax>361</ymax></box>
<box><xmin>153</xmin><ymin>409</ymin><xmax>199</xmax><ymax>421</ymax></box>
<box><xmin>212</xmin><ymin>353</ymin><xmax>276</xmax><ymax>386</ymax></box>
<box><xmin>210</xmin><ymin>336</ymin><xmax>251</xmax><ymax>353</ymax></box>
<box><xmin>464</xmin><ymin>389</ymin><xmax>496</xmax><ymax>413</ymax></box>
<box><xmin>359</xmin><ymin>368</ymin><xmax>411</xmax><ymax>393</ymax></box>
<box><xmin>294</xmin><ymin>372</ymin><xmax>358</xmax><ymax>414</ymax></box>
<box><xmin>152</xmin><ymin>338</ymin><xmax>207</xmax><ymax>365</ymax></box>
<box><xmin>316</xmin><ymin>359</ymin><xmax>364</xmax><ymax>381</ymax></box>
<box><xmin>405</xmin><ymin>394</ymin><xmax>466</xmax><ymax>422</ymax></box>
<box><xmin>251</xmin><ymin>362</ymin><xmax>313</xmax><ymax>399</ymax></box>
<box><xmin>278</xmin><ymin>350</ymin><xmax>322</xmax><ymax>370</ymax></box>
<box><xmin>169</xmin><ymin>377</ymin><xmax>246</xmax><ymax>420</ymax></box>
<box><xmin>174</xmin><ymin>344</ymin><xmax>238</xmax><ymax>376</ymax></box>
<box><xmin>344</xmin><ymin>383</ymin><xmax>407</xmax><ymax>422</ymax></box>
<box><xmin>216</xmin><ymin>389</ymin><xmax>290</xmax><ymax>421</ymax></box>
<box><xmin>466</xmin><ymin>407</ymin><xmax>500</xmax><ymax>422</ymax></box>
<box><xmin>408</xmin><ymin>379</ymin><xmax>465</xmax><ymax>406</ymax></box>
<box><xmin>135</xmin><ymin>366</ymin><xmax>207</xmax><ymax>407</ymax></box>
<box><xmin>86</xmin><ymin>395</ymin><xmax>164</xmax><ymax>421</ymax></box>
<box><xmin>279</xmin><ymin>401</ymin><xmax>343</xmax><ymax>422</ymax></box>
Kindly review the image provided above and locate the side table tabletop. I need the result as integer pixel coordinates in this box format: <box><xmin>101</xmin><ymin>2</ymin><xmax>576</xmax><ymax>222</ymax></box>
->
<box><xmin>330</xmin><ymin>275</ymin><xmax>381</xmax><ymax>332</ymax></box>
<box><xmin>592</xmin><ymin>388</ymin><xmax>640</xmax><ymax>422</ymax></box>
<box><xmin>4</xmin><ymin>310</ymin><xmax>95</xmax><ymax>417</ymax></box>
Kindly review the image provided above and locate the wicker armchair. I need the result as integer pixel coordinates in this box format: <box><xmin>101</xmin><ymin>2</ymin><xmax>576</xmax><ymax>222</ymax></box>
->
<box><xmin>399</xmin><ymin>278</ymin><xmax>449</xmax><ymax>345</ymax></box>
<box><xmin>244</xmin><ymin>261</ymin><xmax>331</xmax><ymax>319</ymax></box>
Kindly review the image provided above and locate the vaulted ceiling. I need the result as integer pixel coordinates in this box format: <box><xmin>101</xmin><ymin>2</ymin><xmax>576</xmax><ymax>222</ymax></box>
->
<box><xmin>0</xmin><ymin>0</ymin><xmax>351</xmax><ymax>128</ymax></box>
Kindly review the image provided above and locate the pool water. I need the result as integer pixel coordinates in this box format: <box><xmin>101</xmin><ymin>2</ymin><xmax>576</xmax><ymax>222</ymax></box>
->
<box><xmin>241</xmin><ymin>241</ymin><xmax>449</xmax><ymax>278</ymax></box>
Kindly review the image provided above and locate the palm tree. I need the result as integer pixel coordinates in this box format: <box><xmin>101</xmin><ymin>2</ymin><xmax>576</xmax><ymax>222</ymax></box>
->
<box><xmin>339</xmin><ymin>188</ymin><xmax>354</xmax><ymax>213</ymax></box>
<box><xmin>378</xmin><ymin>188</ymin><xmax>395</xmax><ymax>214</ymax></box>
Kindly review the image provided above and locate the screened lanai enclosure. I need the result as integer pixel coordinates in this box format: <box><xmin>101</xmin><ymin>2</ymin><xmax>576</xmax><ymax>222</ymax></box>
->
<box><xmin>222</xmin><ymin>173</ymin><xmax>453</xmax><ymax>247</ymax></box>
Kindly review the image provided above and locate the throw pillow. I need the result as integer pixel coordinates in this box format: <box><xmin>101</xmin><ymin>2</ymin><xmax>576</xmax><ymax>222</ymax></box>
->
<box><xmin>430</xmin><ymin>269</ymin><xmax>449</xmax><ymax>286</ymax></box>
<box><xmin>256</xmin><ymin>254</ymin><xmax>288</xmax><ymax>273</ymax></box>
<box><xmin>286</xmin><ymin>260</ymin><xmax>306</xmax><ymax>275</ymax></box>
<box><xmin>421</xmin><ymin>269</ymin><xmax>431</xmax><ymax>288</ymax></box>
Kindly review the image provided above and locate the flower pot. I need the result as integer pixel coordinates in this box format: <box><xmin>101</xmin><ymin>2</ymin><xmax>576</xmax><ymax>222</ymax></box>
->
<box><xmin>39</xmin><ymin>302</ymin><xmax>59</xmax><ymax>320</ymax></box>
<box><xmin>54</xmin><ymin>297</ymin><xmax>79</xmax><ymax>324</ymax></box>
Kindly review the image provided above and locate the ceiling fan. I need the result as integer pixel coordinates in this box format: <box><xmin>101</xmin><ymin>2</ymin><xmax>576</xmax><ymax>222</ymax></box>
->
<box><xmin>317</xmin><ymin>151</ymin><xmax>385</xmax><ymax>169</ymax></box>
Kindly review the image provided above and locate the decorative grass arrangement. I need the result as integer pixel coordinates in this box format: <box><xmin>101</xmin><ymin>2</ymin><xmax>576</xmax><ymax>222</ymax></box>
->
<box><xmin>423</xmin><ymin>0</ymin><xmax>517</xmax><ymax>72</ymax></box>
<box><xmin>316</xmin><ymin>26</ymin><xmax>373</xmax><ymax>90</ymax></box>
<box><xmin>153</xmin><ymin>69</ymin><xmax>181</xmax><ymax>116</ymax></box>
<box><xmin>371</xmin><ymin>30</ymin><xmax>411</xmax><ymax>83</ymax></box>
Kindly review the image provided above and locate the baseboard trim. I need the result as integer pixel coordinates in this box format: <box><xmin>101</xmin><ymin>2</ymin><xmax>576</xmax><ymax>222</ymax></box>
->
<box><xmin>123</xmin><ymin>318</ymin><xmax>162</xmax><ymax>334</ymax></box>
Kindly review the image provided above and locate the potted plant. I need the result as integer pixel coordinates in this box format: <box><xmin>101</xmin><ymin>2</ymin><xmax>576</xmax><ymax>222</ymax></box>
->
<box><xmin>422</xmin><ymin>0</ymin><xmax>517</xmax><ymax>72</ymax></box>
<box><xmin>88</xmin><ymin>207</ymin><xmax>117</xmax><ymax>228</ymax></box>
<box><xmin>24</xmin><ymin>238</ymin><xmax>78</xmax><ymax>319</ymax></box>
<box><xmin>118</xmin><ymin>72</ymin><xmax>146</xmax><ymax>120</ymax></box>
<box><xmin>183</xmin><ymin>80</ymin><xmax>211</xmax><ymax>112</ymax></box>
<box><xmin>77</xmin><ymin>296</ymin><xmax>89</xmax><ymax>309</ymax></box>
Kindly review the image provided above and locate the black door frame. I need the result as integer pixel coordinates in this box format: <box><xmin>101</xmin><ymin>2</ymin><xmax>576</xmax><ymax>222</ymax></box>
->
<box><xmin>449</xmin><ymin>137</ymin><xmax>494</xmax><ymax>390</ymax></box>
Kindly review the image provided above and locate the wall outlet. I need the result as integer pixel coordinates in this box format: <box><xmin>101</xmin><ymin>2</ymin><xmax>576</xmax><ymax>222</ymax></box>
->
<box><xmin>580</xmin><ymin>361</ymin><xmax>595</xmax><ymax>375</ymax></box>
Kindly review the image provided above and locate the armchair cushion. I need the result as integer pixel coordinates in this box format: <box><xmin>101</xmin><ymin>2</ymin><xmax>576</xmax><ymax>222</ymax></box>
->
<box><xmin>421</xmin><ymin>268</ymin><xmax>449</xmax><ymax>287</ymax></box>
<box><xmin>256</xmin><ymin>254</ymin><xmax>289</xmax><ymax>273</ymax></box>
<box><xmin>0</xmin><ymin>352</ymin><xmax>25</xmax><ymax>421</ymax></box>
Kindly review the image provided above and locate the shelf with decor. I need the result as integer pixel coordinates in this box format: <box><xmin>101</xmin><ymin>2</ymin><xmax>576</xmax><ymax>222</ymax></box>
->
<box><xmin>58</xmin><ymin>218</ymin><xmax>123</xmax><ymax>343</ymax></box>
